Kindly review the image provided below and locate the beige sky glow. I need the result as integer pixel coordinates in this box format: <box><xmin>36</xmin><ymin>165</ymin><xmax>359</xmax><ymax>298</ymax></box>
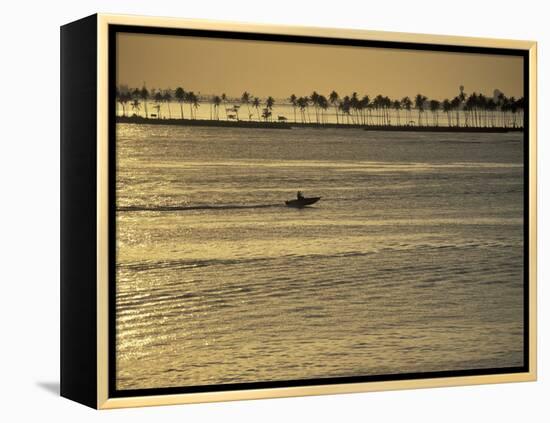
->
<box><xmin>116</xmin><ymin>32</ymin><xmax>523</xmax><ymax>100</ymax></box>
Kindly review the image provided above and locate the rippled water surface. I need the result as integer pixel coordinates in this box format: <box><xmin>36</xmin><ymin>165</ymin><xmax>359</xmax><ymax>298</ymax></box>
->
<box><xmin>115</xmin><ymin>124</ymin><xmax>524</xmax><ymax>390</ymax></box>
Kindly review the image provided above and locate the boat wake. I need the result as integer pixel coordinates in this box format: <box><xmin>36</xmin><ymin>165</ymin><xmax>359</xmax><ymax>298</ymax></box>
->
<box><xmin>117</xmin><ymin>204</ymin><xmax>283</xmax><ymax>212</ymax></box>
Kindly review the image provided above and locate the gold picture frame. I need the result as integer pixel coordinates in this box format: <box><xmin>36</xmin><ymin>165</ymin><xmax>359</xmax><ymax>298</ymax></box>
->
<box><xmin>61</xmin><ymin>13</ymin><xmax>537</xmax><ymax>409</ymax></box>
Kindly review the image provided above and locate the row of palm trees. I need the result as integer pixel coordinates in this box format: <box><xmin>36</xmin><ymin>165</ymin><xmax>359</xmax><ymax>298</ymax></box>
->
<box><xmin>116</xmin><ymin>86</ymin><xmax>201</xmax><ymax>120</ymax></box>
<box><xmin>116</xmin><ymin>85</ymin><xmax>524</xmax><ymax>128</ymax></box>
<box><xmin>289</xmin><ymin>89</ymin><xmax>524</xmax><ymax>128</ymax></box>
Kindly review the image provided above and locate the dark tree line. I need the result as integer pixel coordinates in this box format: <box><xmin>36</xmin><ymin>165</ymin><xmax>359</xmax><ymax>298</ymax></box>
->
<box><xmin>117</xmin><ymin>85</ymin><xmax>524</xmax><ymax>128</ymax></box>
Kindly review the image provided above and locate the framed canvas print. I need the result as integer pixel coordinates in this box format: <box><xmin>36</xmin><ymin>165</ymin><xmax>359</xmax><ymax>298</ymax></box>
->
<box><xmin>60</xmin><ymin>14</ymin><xmax>537</xmax><ymax>409</ymax></box>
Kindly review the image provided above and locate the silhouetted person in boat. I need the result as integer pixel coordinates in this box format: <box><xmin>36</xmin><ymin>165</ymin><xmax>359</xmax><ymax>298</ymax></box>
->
<box><xmin>297</xmin><ymin>191</ymin><xmax>304</xmax><ymax>200</ymax></box>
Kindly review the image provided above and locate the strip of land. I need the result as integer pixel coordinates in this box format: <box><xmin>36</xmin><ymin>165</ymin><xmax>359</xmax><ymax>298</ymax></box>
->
<box><xmin>116</xmin><ymin>116</ymin><xmax>523</xmax><ymax>133</ymax></box>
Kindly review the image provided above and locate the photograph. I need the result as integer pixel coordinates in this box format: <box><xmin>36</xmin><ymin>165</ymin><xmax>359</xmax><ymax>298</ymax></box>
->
<box><xmin>113</xmin><ymin>29</ymin><xmax>527</xmax><ymax>392</ymax></box>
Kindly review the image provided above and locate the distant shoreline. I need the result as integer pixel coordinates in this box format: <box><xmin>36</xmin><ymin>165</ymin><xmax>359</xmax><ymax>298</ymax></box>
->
<box><xmin>116</xmin><ymin>115</ymin><xmax>523</xmax><ymax>133</ymax></box>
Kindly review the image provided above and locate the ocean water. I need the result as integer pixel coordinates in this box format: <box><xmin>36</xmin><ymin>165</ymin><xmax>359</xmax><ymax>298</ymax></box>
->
<box><xmin>115</xmin><ymin>123</ymin><xmax>524</xmax><ymax>390</ymax></box>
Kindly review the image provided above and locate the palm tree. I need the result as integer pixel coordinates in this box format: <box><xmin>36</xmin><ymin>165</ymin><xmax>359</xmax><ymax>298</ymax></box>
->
<box><xmin>458</xmin><ymin>85</ymin><xmax>467</xmax><ymax>127</ymax></box>
<box><xmin>360</xmin><ymin>95</ymin><xmax>370</xmax><ymax>125</ymax></box>
<box><xmin>241</xmin><ymin>91</ymin><xmax>252</xmax><ymax>120</ymax></box>
<box><xmin>463</xmin><ymin>103</ymin><xmax>472</xmax><ymax>127</ymax></box>
<box><xmin>392</xmin><ymin>100</ymin><xmax>401</xmax><ymax>126</ymax></box>
<box><xmin>503</xmin><ymin>95</ymin><xmax>515</xmax><ymax>128</ymax></box>
<box><xmin>265</xmin><ymin>96</ymin><xmax>275</xmax><ymax>121</ymax></box>
<box><xmin>401</xmin><ymin>97</ymin><xmax>412</xmax><ymax>125</ymax></box>
<box><xmin>191</xmin><ymin>93</ymin><xmax>200</xmax><ymax>119</ymax></box>
<box><xmin>174</xmin><ymin>87</ymin><xmax>185</xmax><ymax>119</ymax></box>
<box><xmin>356</xmin><ymin>98</ymin><xmax>365</xmax><ymax>125</ymax></box>
<box><xmin>297</xmin><ymin>97</ymin><xmax>308</xmax><ymax>123</ymax></box>
<box><xmin>310</xmin><ymin>91</ymin><xmax>320</xmax><ymax>123</ymax></box>
<box><xmin>221</xmin><ymin>93</ymin><xmax>228</xmax><ymax>120</ymax></box>
<box><xmin>252</xmin><ymin>97</ymin><xmax>261</xmax><ymax>121</ymax></box>
<box><xmin>305</xmin><ymin>97</ymin><xmax>312</xmax><ymax>123</ymax></box>
<box><xmin>340</xmin><ymin>96</ymin><xmax>351</xmax><ymax>124</ymax></box>
<box><xmin>500</xmin><ymin>96</ymin><xmax>508</xmax><ymax>128</ymax></box>
<box><xmin>329</xmin><ymin>91</ymin><xmax>339</xmax><ymax>124</ymax></box>
<box><xmin>131</xmin><ymin>99</ymin><xmax>141</xmax><ymax>116</ymax></box>
<box><xmin>373</xmin><ymin>95</ymin><xmax>384</xmax><ymax>125</ymax></box>
<box><xmin>123</xmin><ymin>92</ymin><xmax>131</xmax><ymax>117</ymax></box>
<box><xmin>442</xmin><ymin>99</ymin><xmax>452</xmax><ymax>127</ymax></box>
<box><xmin>318</xmin><ymin>95</ymin><xmax>329</xmax><ymax>124</ymax></box>
<box><xmin>378</xmin><ymin>95</ymin><xmax>389</xmax><ymax>125</ymax></box>
<box><xmin>508</xmin><ymin>96</ymin><xmax>517</xmax><ymax>128</ymax></box>
<box><xmin>459</xmin><ymin>85</ymin><xmax>466</xmax><ymax>103</ymax></box>
<box><xmin>350</xmin><ymin>92</ymin><xmax>359</xmax><ymax>124</ymax></box>
<box><xmin>465</xmin><ymin>93</ymin><xmax>477</xmax><ymax>127</ymax></box>
<box><xmin>451</xmin><ymin>96</ymin><xmax>461</xmax><ymax>127</ymax></box>
<box><xmin>153</xmin><ymin>91</ymin><xmax>163</xmax><ymax>118</ymax></box>
<box><xmin>116</xmin><ymin>88</ymin><xmax>130</xmax><ymax>117</ymax></box>
<box><xmin>429</xmin><ymin>99</ymin><xmax>440</xmax><ymax>126</ymax></box>
<box><xmin>486</xmin><ymin>98</ymin><xmax>497</xmax><ymax>127</ymax></box>
<box><xmin>289</xmin><ymin>94</ymin><xmax>298</xmax><ymax>123</ymax></box>
<box><xmin>163</xmin><ymin>90</ymin><xmax>172</xmax><ymax>119</ymax></box>
<box><xmin>185</xmin><ymin>91</ymin><xmax>197</xmax><ymax>119</ymax></box>
<box><xmin>478</xmin><ymin>93</ymin><xmax>487</xmax><ymax>127</ymax></box>
<box><xmin>185</xmin><ymin>91</ymin><xmax>193</xmax><ymax>119</ymax></box>
<box><xmin>261</xmin><ymin>96</ymin><xmax>274</xmax><ymax>122</ymax></box>
<box><xmin>497</xmin><ymin>92</ymin><xmax>506</xmax><ymax>127</ymax></box>
<box><xmin>212</xmin><ymin>95</ymin><xmax>222</xmax><ymax>120</ymax></box>
<box><xmin>383</xmin><ymin>96</ymin><xmax>392</xmax><ymax>125</ymax></box>
<box><xmin>519</xmin><ymin>97</ymin><xmax>525</xmax><ymax>127</ymax></box>
<box><xmin>151</xmin><ymin>89</ymin><xmax>163</xmax><ymax>119</ymax></box>
<box><xmin>466</xmin><ymin>93</ymin><xmax>478</xmax><ymax>127</ymax></box>
<box><xmin>414</xmin><ymin>94</ymin><xmax>427</xmax><ymax>126</ymax></box>
<box><xmin>139</xmin><ymin>86</ymin><xmax>149</xmax><ymax>118</ymax></box>
<box><xmin>515</xmin><ymin>97</ymin><xmax>524</xmax><ymax>128</ymax></box>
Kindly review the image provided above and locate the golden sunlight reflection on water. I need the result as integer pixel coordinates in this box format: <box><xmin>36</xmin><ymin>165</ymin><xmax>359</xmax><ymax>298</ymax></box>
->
<box><xmin>115</xmin><ymin>124</ymin><xmax>524</xmax><ymax>390</ymax></box>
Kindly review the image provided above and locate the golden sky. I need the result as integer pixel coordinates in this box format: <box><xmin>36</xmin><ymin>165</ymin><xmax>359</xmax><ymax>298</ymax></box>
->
<box><xmin>116</xmin><ymin>32</ymin><xmax>523</xmax><ymax>100</ymax></box>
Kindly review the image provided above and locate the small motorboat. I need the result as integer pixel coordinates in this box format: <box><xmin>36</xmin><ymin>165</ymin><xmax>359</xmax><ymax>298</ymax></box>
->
<box><xmin>285</xmin><ymin>196</ymin><xmax>321</xmax><ymax>208</ymax></box>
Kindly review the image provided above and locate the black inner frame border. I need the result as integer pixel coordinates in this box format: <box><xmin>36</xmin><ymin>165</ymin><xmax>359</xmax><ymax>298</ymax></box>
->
<box><xmin>108</xmin><ymin>24</ymin><xmax>530</xmax><ymax>398</ymax></box>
